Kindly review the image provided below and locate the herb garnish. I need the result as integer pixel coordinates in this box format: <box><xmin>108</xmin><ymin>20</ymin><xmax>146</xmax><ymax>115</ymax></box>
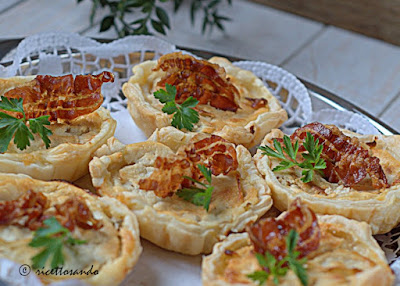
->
<box><xmin>177</xmin><ymin>164</ymin><xmax>214</xmax><ymax>211</ymax></box>
<box><xmin>78</xmin><ymin>0</ymin><xmax>232</xmax><ymax>38</ymax></box>
<box><xmin>258</xmin><ymin>132</ymin><xmax>326</xmax><ymax>183</ymax></box>
<box><xmin>0</xmin><ymin>96</ymin><xmax>52</xmax><ymax>153</ymax></box>
<box><xmin>247</xmin><ymin>229</ymin><xmax>308</xmax><ymax>286</ymax></box>
<box><xmin>154</xmin><ymin>83</ymin><xmax>200</xmax><ymax>131</ymax></box>
<box><xmin>29</xmin><ymin>217</ymin><xmax>86</xmax><ymax>269</ymax></box>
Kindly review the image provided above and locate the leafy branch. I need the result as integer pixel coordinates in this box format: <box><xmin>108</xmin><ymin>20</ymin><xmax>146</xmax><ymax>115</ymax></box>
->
<box><xmin>258</xmin><ymin>132</ymin><xmax>326</xmax><ymax>183</ymax></box>
<box><xmin>0</xmin><ymin>96</ymin><xmax>52</xmax><ymax>153</ymax></box>
<box><xmin>247</xmin><ymin>230</ymin><xmax>308</xmax><ymax>286</ymax></box>
<box><xmin>177</xmin><ymin>164</ymin><xmax>214</xmax><ymax>211</ymax></box>
<box><xmin>77</xmin><ymin>0</ymin><xmax>232</xmax><ymax>38</ymax></box>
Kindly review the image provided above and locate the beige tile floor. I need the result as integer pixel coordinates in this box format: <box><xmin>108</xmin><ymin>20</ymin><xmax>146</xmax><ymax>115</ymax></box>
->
<box><xmin>1</xmin><ymin>0</ymin><xmax>400</xmax><ymax>131</ymax></box>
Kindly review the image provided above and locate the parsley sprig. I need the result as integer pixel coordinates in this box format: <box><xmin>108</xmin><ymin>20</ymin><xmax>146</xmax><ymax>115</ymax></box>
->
<box><xmin>177</xmin><ymin>164</ymin><xmax>214</xmax><ymax>211</ymax></box>
<box><xmin>29</xmin><ymin>217</ymin><xmax>86</xmax><ymax>269</ymax></box>
<box><xmin>154</xmin><ymin>83</ymin><xmax>200</xmax><ymax>131</ymax></box>
<box><xmin>258</xmin><ymin>132</ymin><xmax>326</xmax><ymax>183</ymax></box>
<box><xmin>0</xmin><ymin>96</ymin><xmax>52</xmax><ymax>153</ymax></box>
<box><xmin>248</xmin><ymin>230</ymin><xmax>308</xmax><ymax>286</ymax></box>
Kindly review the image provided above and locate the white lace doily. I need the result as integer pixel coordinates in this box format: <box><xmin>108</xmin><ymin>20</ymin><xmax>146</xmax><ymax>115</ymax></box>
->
<box><xmin>312</xmin><ymin>108</ymin><xmax>380</xmax><ymax>135</ymax></box>
<box><xmin>0</xmin><ymin>32</ymin><xmax>394</xmax><ymax>286</ymax></box>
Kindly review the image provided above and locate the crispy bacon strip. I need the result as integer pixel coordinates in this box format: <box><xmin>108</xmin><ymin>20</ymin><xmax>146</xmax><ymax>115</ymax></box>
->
<box><xmin>3</xmin><ymin>71</ymin><xmax>114</xmax><ymax>122</ymax></box>
<box><xmin>53</xmin><ymin>198</ymin><xmax>103</xmax><ymax>231</ymax></box>
<box><xmin>247</xmin><ymin>199</ymin><xmax>320</xmax><ymax>261</ymax></box>
<box><xmin>0</xmin><ymin>190</ymin><xmax>102</xmax><ymax>231</ymax></box>
<box><xmin>186</xmin><ymin>135</ymin><xmax>238</xmax><ymax>176</ymax></box>
<box><xmin>139</xmin><ymin>135</ymin><xmax>238</xmax><ymax>198</ymax></box>
<box><xmin>154</xmin><ymin>52</ymin><xmax>240</xmax><ymax>112</ymax></box>
<box><xmin>0</xmin><ymin>190</ymin><xmax>48</xmax><ymax>230</ymax></box>
<box><xmin>291</xmin><ymin>122</ymin><xmax>388</xmax><ymax>189</ymax></box>
<box><xmin>139</xmin><ymin>156</ymin><xmax>194</xmax><ymax>198</ymax></box>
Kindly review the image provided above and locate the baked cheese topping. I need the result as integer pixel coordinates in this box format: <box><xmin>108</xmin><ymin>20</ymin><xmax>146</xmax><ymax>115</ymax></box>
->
<box><xmin>112</xmin><ymin>138</ymin><xmax>257</xmax><ymax>221</ymax></box>
<box><xmin>203</xmin><ymin>202</ymin><xmax>393</xmax><ymax>285</ymax></box>
<box><xmin>5</xmin><ymin>109</ymin><xmax>103</xmax><ymax>153</ymax></box>
<box><xmin>219</xmin><ymin>220</ymin><xmax>389</xmax><ymax>285</ymax></box>
<box><xmin>0</xmin><ymin>174</ymin><xmax>141</xmax><ymax>282</ymax></box>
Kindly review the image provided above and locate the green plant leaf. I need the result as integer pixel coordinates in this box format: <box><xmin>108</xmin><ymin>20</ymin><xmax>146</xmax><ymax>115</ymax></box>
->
<box><xmin>100</xmin><ymin>15</ymin><xmax>114</xmax><ymax>32</ymax></box>
<box><xmin>0</xmin><ymin>96</ymin><xmax>24</xmax><ymax>114</ymax></box>
<box><xmin>247</xmin><ymin>271</ymin><xmax>269</xmax><ymax>285</ymax></box>
<box><xmin>261</xmin><ymin>132</ymin><xmax>326</xmax><ymax>184</ymax></box>
<box><xmin>180</xmin><ymin>96</ymin><xmax>199</xmax><ymax>108</ymax></box>
<box><xmin>177</xmin><ymin>165</ymin><xmax>214</xmax><ymax>211</ymax></box>
<box><xmin>156</xmin><ymin>6</ymin><xmax>170</xmax><ymax>28</ymax></box>
<box><xmin>28</xmin><ymin>115</ymin><xmax>52</xmax><ymax>149</ymax></box>
<box><xmin>198</xmin><ymin>163</ymin><xmax>212</xmax><ymax>184</ymax></box>
<box><xmin>29</xmin><ymin>217</ymin><xmax>87</xmax><ymax>269</ymax></box>
<box><xmin>154</xmin><ymin>85</ymin><xmax>175</xmax><ymax>103</ymax></box>
<box><xmin>151</xmin><ymin>19</ymin><xmax>166</xmax><ymax>34</ymax></box>
<box><xmin>154</xmin><ymin>84</ymin><xmax>199</xmax><ymax>131</ymax></box>
<box><xmin>248</xmin><ymin>230</ymin><xmax>308</xmax><ymax>286</ymax></box>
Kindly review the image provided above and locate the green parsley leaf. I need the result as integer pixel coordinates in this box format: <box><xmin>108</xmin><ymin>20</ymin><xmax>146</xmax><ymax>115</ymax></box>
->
<box><xmin>0</xmin><ymin>117</ymin><xmax>24</xmax><ymax>153</ymax></box>
<box><xmin>176</xmin><ymin>164</ymin><xmax>214</xmax><ymax>211</ymax></box>
<box><xmin>247</xmin><ymin>271</ymin><xmax>269</xmax><ymax>285</ymax></box>
<box><xmin>14</xmin><ymin>120</ymin><xmax>34</xmax><ymax>151</ymax></box>
<box><xmin>247</xmin><ymin>229</ymin><xmax>308</xmax><ymax>286</ymax></box>
<box><xmin>28</xmin><ymin>116</ymin><xmax>53</xmax><ymax>149</ymax></box>
<box><xmin>286</xmin><ymin>230</ymin><xmax>308</xmax><ymax>286</ymax></box>
<box><xmin>154</xmin><ymin>85</ymin><xmax>176</xmax><ymax>103</ymax></box>
<box><xmin>154</xmin><ymin>84</ymin><xmax>200</xmax><ymax>131</ymax></box>
<box><xmin>198</xmin><ymin>164</ymin><xmax>212</xmax><ymax>184</ymax></box>
<box><xmin>0</xmin><ymin>96</ymin><xmax>52</xmax><ymax>152</ymax></box>
<box><xmin>258</xmin><ymin>132</ymin><xmax>327</xmax><ymax>183</ymax></box>
<box><xmin>180</xmin><ymin>96</ymin><xmax>199</xmax><ymax>108</ymax></box>
<box><xmin>162</xmin><ymin>101</ymin><xmax>179</xmax><ymax>114</ymax></box>
<box><xmin>0</xmin><ymin>96</ymin><xmax>24</xmax><ymax>114</ymax></box>
<box><xmin>29</xmin><ymin>217</ymin><xmax>87</xmax><ymax>269</ymax></box>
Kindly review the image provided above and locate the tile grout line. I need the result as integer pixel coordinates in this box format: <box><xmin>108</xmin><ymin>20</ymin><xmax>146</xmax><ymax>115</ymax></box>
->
<box><xmin>0</xmin><ymin>0</ymin><xmax>27</xmax><ymax>17</ymax></box>
<box><xmin>279</xmin><ymin>24</ymin><xmax>328</xmax><ymax>67</ymax></box>
<box><xmin>377</xmin><ymin>90</ymin><xmax>400</xmax><ymax>117</ymax></box>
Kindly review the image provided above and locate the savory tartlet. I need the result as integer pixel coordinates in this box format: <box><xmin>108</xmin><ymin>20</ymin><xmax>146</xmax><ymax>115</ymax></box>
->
<box><xmin>0</xmin><ymin>173</ymin><xmax>142</xmax><ymax>286</ymax></box>
<box><xmin>123</xmin><ymin>52</ymin><xmax>287</xmax><ymax>148</ymax></box>
<box><xmin>0</xmin><ymin>73</ymin><xmax>116</xmax><ymax>181</ymax></box>
<box><xmin>89</xmin><ymin>127</ymin><xmax>272</xmax><ymax>255</ymax></box>
<box><xmin>202</xmin><ymin>200</ymin><xmax>394</xmax><ymax>286</ymax></box>
<box><xmin>254</xmin><ymin>122</ymin><xmax>400</xmax><ymax>234</ymax></box>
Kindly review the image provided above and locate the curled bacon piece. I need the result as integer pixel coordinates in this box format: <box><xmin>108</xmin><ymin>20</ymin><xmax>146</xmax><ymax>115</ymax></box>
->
<box><xmin>53</xmin><ymin>198</ymin><xmax>103</xmax><ymax>232</ymax></box>
<box><xmin>139</xmin><ymin>156</ymin><xmax>193</xmax><ymax>198</ymax></box>
<box><xmin>185</xmin><ymin>135</ymin><xmax>238</xmax><ymax>176</ymax></box>
<box><xmin>154</xmin><ymin>52</ymin><xmax>239</xmax><ymax>112</ymax></box>
<box><xmin>139</xmin><ymin>135</ymin><xmax>238</xmax><ymax>198</ymax></box>
<box><xmin>0</xmin><ymin>190</ymin><xmax>48</xmax><ymax>230</ymax></box>
<box><xmin>247</xmin><ymin>199</ymin><xmax>320</xmax><ymax>261</ymax></box>
<box><xmin>291</xmin><ymin>122</ymin><xmax>388</xmax><ymax>189</ymax></box>
<box><xmin>3</xmin><ymin>71</ymin><xmax>114</xmax><ymax>122</ymax></box>
<box><xmin>0</xmin><ymin>190</ymin><xmax>102</xmax><ymax>231</ymax></box>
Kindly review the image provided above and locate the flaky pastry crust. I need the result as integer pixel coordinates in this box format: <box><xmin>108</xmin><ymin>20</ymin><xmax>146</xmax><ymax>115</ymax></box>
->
<box><xmin>0</xmin><ymin>76</ymin><xmax>116</xmax><ymax>181</ymax></box>
<box><xmin>254</xmin><ymin>129</ymin><xmax>400</xmax><ymax>234</ymax></box>
<box><xmin>122</xmin><ymin>55</ymin><xmax>287</xmax><ymax>148</ymax></box>
<box><xmin>0</xmin><ymin>173</ymin><xmax>142</xmax><ymax>286</ymax></box>
<box><xmin>202</xmin><ymin>215</ymin><xmax>394</xmax><ymax>286</ymax></box>
<box><xmin>89</xmin><ymin>127</ymin><xmax>272</xmax><ymax>255</ymax></box>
